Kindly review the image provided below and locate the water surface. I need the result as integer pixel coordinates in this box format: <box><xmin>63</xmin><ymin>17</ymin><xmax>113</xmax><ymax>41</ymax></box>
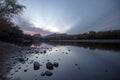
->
<box><xmin>7</xmin><ymin>42</ymin><xmax>120</xmax><ymax>80</ymax></box>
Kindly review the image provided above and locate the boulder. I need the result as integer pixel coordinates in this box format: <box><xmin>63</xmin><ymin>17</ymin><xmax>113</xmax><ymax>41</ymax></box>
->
<box><xmin>53</xmin><ymin>62</ymin><xmax>59</xmax><ymax>67</ymax></box>
<box><xmin>46</xmin><ymin>62</ymin><xmax>53</xmax><ymax>70</ymax></box>
<box><xmin>33</xmin><ymin>61</ymin><xmax>40</xmax><ymax>70</ymax></box>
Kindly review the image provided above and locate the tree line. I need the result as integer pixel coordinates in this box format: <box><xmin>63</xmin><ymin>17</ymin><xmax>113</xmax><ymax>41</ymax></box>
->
<box><xmin>43</xmin><ymin>30</ymin><xmax>120</xmax><ymax>40</ymax></box>
<box><xmin>0</xmin><ymin>0</ymin><xmax>33</xmax><ymax>44</ymax></box>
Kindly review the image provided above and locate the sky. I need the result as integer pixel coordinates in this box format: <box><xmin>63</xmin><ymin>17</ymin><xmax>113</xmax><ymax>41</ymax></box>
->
<box><xmin>13</xmin><ymin>0</ymin><xmax>120</xmax><ymax>36</ymax></box>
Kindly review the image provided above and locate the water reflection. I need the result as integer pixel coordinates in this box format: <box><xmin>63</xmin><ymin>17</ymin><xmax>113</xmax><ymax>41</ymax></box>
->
<box><xmin>6</xmin><ymin>41</ymin><xmax>120</xmax><ymax>80</ymax></box>
<box><xmin>35</xmin><ymin>41</ymin><xmax>120</xmax><ymax>52</ymax></box>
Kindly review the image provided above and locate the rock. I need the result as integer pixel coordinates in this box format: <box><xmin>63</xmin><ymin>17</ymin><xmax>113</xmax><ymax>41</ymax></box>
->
<box><xmin>33</xmin><ymin>61</ymin><xmax>40</xmax><ymax>70</ymax></box>
<box><xmin>36</xmin><ymin>57</ymin><xmax>38</xmax><ymax>58</ymax></box>
<box><xmin>66</xmin><ymin>53</ymin><xmax>68</xmax><ymax>54</ymax></box>
<box><xmin>41</xmin><ymin>72</ymin><xmax>45</xmax><ymax>76</ymax></box>
<box><xmin>15</xmin><ymin>70</ymin><xmax>18</xmax><ymax>72</ymax></box>
<box><xmin>44</xmin><ymin>50</ymin><xmax>46</xmax><ymax>53</ymax></box>
<box><xmin>18</xmin><ymin>67</ymin><xmax>21</xmax><ymax>69</ymax></box>
<box><xmin>46</xmin><ymin>62</ymin><xmax>53</xmax><ymax>70</ymax></box>
<box><xmin>17</xmin><ymin>57</ymin><xmax>25</xmax><ymax>63</ymax></box>
<box><xmin>68</xmin><ymin>50</ymin><xmax>71</xmax><ymax>51</ymax></box>
<box><xmin>24</xmin><ymin>69</ymin><xmax>27</xmax><ymax>72</ymax></box>
<box><xmin>35</xmin><ymin>51</ymin><xmax>39</xmax><ymax>54</ymax></box>
<box><xmin>53</xmin><ymin>62</ymin><xmax>59</xmax><ymax>67</ymax></box>
<box><xmin>26</xmin><ymin>58</ymin><xmax>29</xmax><ymax>60</ymax></box>
<box><xmin>45</xmin><ymin>71</ymin><xmax>53</xmax><ymax>76</ymax></box>
<box><xmin>75</xmin><ymin>64</ymin><xmax>78</xmax><ymax>66</ymax></box>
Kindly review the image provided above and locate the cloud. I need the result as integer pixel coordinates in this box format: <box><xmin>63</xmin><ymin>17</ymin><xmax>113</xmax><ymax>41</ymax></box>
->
<box><xmin>67</xmin><ymin>0</ymin><xmax>120</xmax><ymax>34</ymax></box>
<box><xmin>12</xmin><ymin>15</ymin><xmax>52</xmax><ymax>36</ymax></box>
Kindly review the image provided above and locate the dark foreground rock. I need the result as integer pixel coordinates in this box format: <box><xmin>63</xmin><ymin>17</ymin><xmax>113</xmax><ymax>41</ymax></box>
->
<box><xmin>33</xmin><ymin>61</ymin><xmax>40</xmax><ymax>70</ymax></box>
<box><xmin>41</xmin><ymin>71</ymin><xmax>53</xmax><ymax>77</ymax></box>
<box><xmin>17</xmin><ymin>57</ymin><xmax>25</xmax><ymax>63</ymax></box>
<box><xmin>46</xmin><ymin>62</ymin><xmax>54</xmax><ymax>70</ymax></box>
<box><xmin>41</xmin><ymin>72</ymin><xmax>45</xmax><ymax>76</ymax></box>
<box><xmin>45</xmin><ymin>71</ymin><xmax>53</xmax><ymax>76</ymax></box>
<box><xmin>53</xmin><ymin>62</ymin><xmax>59</xmax><ymax>67</ymax></box>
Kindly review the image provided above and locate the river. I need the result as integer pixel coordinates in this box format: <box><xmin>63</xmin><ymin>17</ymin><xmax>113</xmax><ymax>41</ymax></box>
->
<box><xmin>4</xmin><ymin>41</ymin><xmax>120</xmax><ymax>80</ymax></box>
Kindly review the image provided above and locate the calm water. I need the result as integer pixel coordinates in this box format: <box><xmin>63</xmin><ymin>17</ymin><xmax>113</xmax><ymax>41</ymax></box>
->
<box><xmin>7</xmin><ymin>42</ymin><xmax>120</xmax><ymax>80</ymax></box>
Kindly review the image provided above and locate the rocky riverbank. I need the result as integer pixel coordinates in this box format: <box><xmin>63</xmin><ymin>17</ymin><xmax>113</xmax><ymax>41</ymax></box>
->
<box><xmin>0</xmin><ymin>41</ymin><xmax>29</xmax><ymax>80</ymax></box>
<box><xmin>0</xmin><ymin>41</ymin><xmax>60</xmax><ymax>80</ymax></box>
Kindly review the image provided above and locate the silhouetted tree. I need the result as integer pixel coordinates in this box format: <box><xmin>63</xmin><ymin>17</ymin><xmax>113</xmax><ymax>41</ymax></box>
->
<box><xmin>0</xmin><ymin>0</ymin><xmax>26</xmax><ymax>44</ymax></box>
<box><xmin>0</xmin><ymin>0</ymin><xmax>25</xmax><ymax>19</ymax></box>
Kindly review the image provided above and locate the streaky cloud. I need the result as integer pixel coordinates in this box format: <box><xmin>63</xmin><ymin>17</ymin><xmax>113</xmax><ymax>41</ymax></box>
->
<box><xmin>12</xmin><ymin>15</ymin><xmax>53</xmax><ymax>36</ymax></box>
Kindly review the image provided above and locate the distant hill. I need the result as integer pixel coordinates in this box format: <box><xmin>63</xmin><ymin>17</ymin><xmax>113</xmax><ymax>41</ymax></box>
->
<box><xmin>33</xmin><ymin>34</ymin><xmax>42</xmax><ymax>39</ymax></box>
<box><xmin>44</xmin><ymin>33</ymin><xmax>67</xmax><ymax>38</ymax></box>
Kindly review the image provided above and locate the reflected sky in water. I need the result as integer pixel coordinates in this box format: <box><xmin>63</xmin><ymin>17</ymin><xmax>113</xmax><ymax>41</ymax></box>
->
<box><xmin>7</xmin><ymin>42</ymin><xmax>120</xmax><ymax>80</ymax></box>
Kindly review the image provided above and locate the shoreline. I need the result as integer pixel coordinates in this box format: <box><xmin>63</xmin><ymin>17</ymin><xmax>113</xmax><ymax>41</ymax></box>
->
<box><xmin>47</xmin><ymin>40</ymin><xmax>120</xmax><ymax>43</ymax></box>
<box><xmin>0</xmin><ymin>41</ymin><xmax>29</xmax><ymax>80</ymax></box>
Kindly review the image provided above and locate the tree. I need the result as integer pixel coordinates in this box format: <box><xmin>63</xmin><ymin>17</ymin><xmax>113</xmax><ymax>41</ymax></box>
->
<box><xmin>0</xmin><ymin>0</ymin><xmax>25</xmax><ymax>19</ymax></box>
<box><xmin>0</xmin><ymin>0</ymin><xmax>25</xmax><ymax>44</ymax></box>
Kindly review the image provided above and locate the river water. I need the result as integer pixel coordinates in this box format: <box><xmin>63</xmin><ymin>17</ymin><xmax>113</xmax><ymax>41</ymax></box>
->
<box><xmin>7</xmin><ymin>42</ymin><xmax>120</xmax><ymax>80</ymax></box>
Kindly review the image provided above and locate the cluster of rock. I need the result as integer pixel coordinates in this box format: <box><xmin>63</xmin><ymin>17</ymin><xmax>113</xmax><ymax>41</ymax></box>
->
<box><xmin>46</xmin><ymin>62</ymin><xmax>59</xmax><ymax>70</ymax></box>
<box><xmin>33</xmin><ymin>61</ymin><xmax>59</xmax><ymax>77</ymax></box>
<box><xmin>7</xmin><ymin>46</ymin><xmax>71</xmax><ymax>79</ymax></box>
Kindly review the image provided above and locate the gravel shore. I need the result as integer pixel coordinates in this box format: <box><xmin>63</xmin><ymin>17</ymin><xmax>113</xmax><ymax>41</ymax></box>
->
<box><xmin>0</xmin><ymin>41</ymin><xmax>27</xmax><ymax>80</ymax></box>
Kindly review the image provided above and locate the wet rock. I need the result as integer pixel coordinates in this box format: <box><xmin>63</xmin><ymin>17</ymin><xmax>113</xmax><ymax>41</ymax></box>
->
<box><xmin>45</xmin><ymin>71</ymin><xmax>53</xmax><ymax>76</ymax></box>
<box><xmin>15</xmin><ymin>70</ymin><xmax>18</xmax><ymax>72</ymax></box>
<box><xmin>66</xmin><ymin>53</ymin><xmax>68</xmax><ymax>54</ymax></box>
<box><xmin>75</xmin><ymin>64</ymin><xmax>78</xmax><ymax>66</ymax></box>
<box><xmin>36</xmin><ymin>57</ymin><xmax>38</xmax><ymax>58</ymax></box>
<box><xmin>44</xmin><ymin>50</ymin><xmax>46</xmax><ymax>53</ymax></box>
<box><xmin>33</xmin><ymin>61</ymin><xmax>40</xmax><ymax>70</ymax></box>
<box><xmin>53</xmin><ymin>62</ymin><xmax>59</xmax><ymax>67</ymax></box>
<box><xmin>11</xmin><ymin>73</ymin><xmax>14</xmax><ymax>75</ymax></box>
<box><xmin>41</xmin><ymin>72</ymin><xmax>45</xmax><ymax>76</ymax></box>
<box><xmin>46</xmin><ymin>62</ymin><xmax>54</xmax><ymax>70</ymax></box>
<box><xmin>13</xmin><ymin>61</ymin><xmax>17</xmax><ymax>64</ymax></box>
<box><xmin>24</xmin><ymin>69</ymin><xmax>28</xmax><ymax>72</ymax></box>
<box><xmin>17</xmin><ymin>57</ymin><xmax>25</xmax><ymax>63</ymax></box>
<box><xmin>68</xmin><ymin>50</ymin><xmax>71</xmax><ymax>51</ymax></box>
<box><xmin>26</xmin><ymin>58</ymin><xmax>29</xmax><ymax>60</ymax></box>
<box><xmin>35</xmin><ymin>51</ymin><xmax>39</xmax><ymax>54</ymax></box>
<box><xmin>18</xmin><ymin>67</ymin><xmax>21</xmax><ymax>69</ymax></box>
